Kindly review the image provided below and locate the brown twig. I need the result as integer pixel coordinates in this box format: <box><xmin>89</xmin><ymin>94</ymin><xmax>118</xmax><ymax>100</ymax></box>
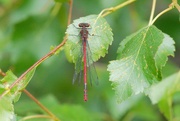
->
<box><xmin>0</xmin><ymin>0</ymin><xmax>73</xmax><ymax>100</ymax></box>
<box><xmin>23</xmin><ymin>89</ymin><xmax>60</xmax><ymax>121</ymax></box>
<box><xmin>68</xmin><ymin>0</ymin><xmax>73</xmax><ymax>25</ymax></box>
<box><xmin>0</xmin><ymin>69</ymin><xmax>59</xmax><ymax>120</ymax></box>
<box><xmin>0</xmin><ymin>69</ymin><xmax>6</xmax><ymax>76</ymax></box>
<box><xmin>0</xmin><ymin>0</ymin><xmax>74</xmax><ymax>120</ymax></box>
<box><xmin>0</xmin><ymin>39</ymin><xmax>66</xmax><ymax>99</ymax></box>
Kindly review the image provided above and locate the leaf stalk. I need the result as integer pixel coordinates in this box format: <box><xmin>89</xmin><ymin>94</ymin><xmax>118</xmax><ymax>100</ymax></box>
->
<box><xmin>150</xmin><ymin>6</ymin><xmax>174</xmax><ymax>25</ymax></box>
<box><xmin>148</xmin><ymin>0</ymin><xmax>156</xmax><ymax>26</ymax></box>
<box><xmin>172</xmin><ymin>0</ymin><xmax>180</xmax><ymax>12</ymax></box>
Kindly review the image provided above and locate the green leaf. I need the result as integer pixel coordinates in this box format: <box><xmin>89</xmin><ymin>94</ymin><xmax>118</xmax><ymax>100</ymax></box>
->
<box><xmin>15</xmin><ymin>94</ymin><xmax>102</xmax><ymax>121</ymax></box>
<box><xmin>0</xmin><ymin>70</ymin><xmax>18</xmax><ymax>97</ymax></box>
<box><xmin>19</xmin><ymin>68</ymin><xmax>36</xmax><ymax>90</ymax></box>
<box><xmin>57</xmin><ymin>104</ymin><xmax>101</xmax><ymax>121</ymax></box>
<box><xmin>107</xmin><ymin>25</ymin><xmax>175</xmax><ymax>102</ymax></box>
<box><xmin>154</xmin><ymin>33</ymin><xmax>175</xmax><ymax>79</ymax></box>
<box><xmin>174</xmin><ymin>92</ymin><xmax>180</xmax><ymax>120</ymax></box>
<box><xmin>13</xmin><ymin>68</ymin><xmax>36</xmax><ymax>102</ymax></box>
<box><xmin>158</xmin><ymin>99</ymin><xmax>172</xmax><ymax>121</ymax></box>
<box><xmin>65</xmin><ymin>15</ymin><xmax>113</xmax><ymax>70</ymax></box>
<box><xmin>0</xmin><ymin>68</ymin><xmax>36</xmax><ymax>102</ymax></box>
<box><xmin>0</xmin><ymin>71</ymin><xmax>17</xmax><ymax>120</ymax></box>
<box><xmin>148</xmin><ymin>71</ymin><xmax>180</xmax><ymax>120</ymax></box>
<box><xmin>0</xmin><ymin>97</ymin><xmax>15</xmax><ymax>121</ymax></box>
<box><xmin>0</xmin><ymin>69</ymin><xmax>36</xmax><ymax>120</ymax></box>
<box><xmin>9</xmin><ymin>0</ymin><xmax>53</xmax><ymax>25</ymax></box>
<box><xmin>148</xmin><ymin>71</ymin><xmax>180</xmax><ymax>104</ymax></box>
<box><xmin>1</xmin><ymin>70</ymin><xmax>17</xmax><ymax>84</ymax></box>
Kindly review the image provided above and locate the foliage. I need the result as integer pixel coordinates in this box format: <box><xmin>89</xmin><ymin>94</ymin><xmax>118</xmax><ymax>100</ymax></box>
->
<box><xmin>0</xmin><ymin>0</ymin><xmax>180</xmax><ymax>121</ymax></box>
<box><xmin>0</xmin><ymin>69</ymin><xmax>35</xmax><ymax>121</ymax></box>
<box><xmin>108</xmin><ymin>25</ymin><xmax>175</xmax><ymax>102</ymax></box>
<box><xmin>65</xmin><ymin>15</ymin><xmax>113</xmax><ymax>70</ymax></box>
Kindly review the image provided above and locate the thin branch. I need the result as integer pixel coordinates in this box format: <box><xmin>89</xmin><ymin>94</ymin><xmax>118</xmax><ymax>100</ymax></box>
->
<box><xmin>93</xmin><ymin>0</ymin><xmax>135</xmax><ymax>27</ymax></box>
<box><xmin>0</xmin><ymin>69</ymin><xmax>6</xmax><ymax>76</ymax></box>
<box><xmin>0</xmin><ymin>0</ymin><xmax>74</xmax><ymax>119</ymax></box>
<box><xmin>0</xmin><ymin>38</ymin><xmax>66</xmax><ymax>99</ymax></box>
<box><xmin>68</xmin><ymin>0</ymin><xmax>73</xmax><ymax>25</ymax></box>
<box><xmin>0</xmin><ymin>0</ymin><xmax>73</xmax><ymax>100</ymax></box>
<box><xmin>23</xmin><ymin>90</ymin><xmax>60</xmax><ymax>121</ymax></box>
<box><xmin>148</xmin><ymin>0</ymin><xmax>156</xmax><ymax>26</ymax></box>
<box><xmin>20</xmin><ymin>115</ymin><xmax>53</xmax><ymax>121</ymax></box>
<box><xmin>101</xmin><ymin>0</ymin><xmax>136</xmax><ymax>17</ymax></box>
<box><xmin>172</xmin><ymin>0</ymin><xmax>180</xmax><ymax>12</ymax></box>
<box><xmin>0</xmin><ymin>69</ymin><xmax>60</xmax><ymax>120</ymax></box>
<box><xmin>150</xmin><ymin>6</ymin><xmax>174</xmax><ymax>25</ymax></box>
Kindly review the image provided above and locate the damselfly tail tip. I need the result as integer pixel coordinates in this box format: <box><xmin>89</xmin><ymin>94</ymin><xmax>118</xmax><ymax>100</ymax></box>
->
<box><xmin>84</xmin><ymin>96</ymin><xmax>88</xmax><ymax>101</ymax></box>
<box><xmin>84</xmin><ymin>89</ymin><xmax>88</xmax><ymax>101</ymax></box>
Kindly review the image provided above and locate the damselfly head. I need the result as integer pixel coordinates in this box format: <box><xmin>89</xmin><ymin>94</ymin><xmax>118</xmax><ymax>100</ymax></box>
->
<box><xmin>79</xmin><ymin>23</ymin><xmax>90</xmax><ymax>27</ymax></box>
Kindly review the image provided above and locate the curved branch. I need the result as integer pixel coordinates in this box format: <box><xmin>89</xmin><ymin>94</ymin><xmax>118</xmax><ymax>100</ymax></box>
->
<box><xmin>0</xmin><ymin>0</ymin><xmax>73</xmax><ymax>100</ymax></box>
<box><xmin>150</xmin><ymin>6</ymin><xmax>173</xmax><ymax>25</ymax></box>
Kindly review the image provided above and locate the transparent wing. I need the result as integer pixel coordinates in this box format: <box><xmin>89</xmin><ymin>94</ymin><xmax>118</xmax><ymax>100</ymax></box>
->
<box><xmin>72</xmin><ymin>41</ymin><xmax>84</xmax><ymax>85</ymax></box>
<box><xmin>86</xmin><ymin>41</ymin><xmax>99</xmax><ymax>86</ymax></box>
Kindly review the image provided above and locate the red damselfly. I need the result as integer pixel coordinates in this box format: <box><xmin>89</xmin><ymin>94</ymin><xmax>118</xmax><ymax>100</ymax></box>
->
<box><xmin>72</xmin><ymin>23</ymin><xmax>98</xmax><ymax>101</ymax></box>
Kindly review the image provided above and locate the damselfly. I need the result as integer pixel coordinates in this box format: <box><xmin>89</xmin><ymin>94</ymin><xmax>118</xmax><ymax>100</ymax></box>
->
<box><xmin>72</xmin><ymin>23</ymin><xmax>98</xmax><ymax>101</ymax></box>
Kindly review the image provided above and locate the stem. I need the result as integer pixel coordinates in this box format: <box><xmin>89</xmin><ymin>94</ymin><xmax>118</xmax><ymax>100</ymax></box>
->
<box><xmin>0</xmin><ymin>39</ymin><xmax>66</xmax><ymax>99</ymax></box>
<box><xmin>102</xmin><ymin>0</ymin><xmax>136</xmax><ymax>17</ymax></box>
<box><xmin>150</xmin><ymin>6</ymin><xmax>174</xmax><ymax>25</ymax></box>
<box><xmin>20</xmin><ymin>115</ymin><xmax>53</xmax><ymax>121</ymax></box>
<box><xmin>0</xmin><ymin>0</ymin><xmax>73</xmax><ymax>99</ymax></box>
<box><xmin>0</xmin><ymin>70</ymin><xmax>59</xmax><ymax>120</ymax></box>
<box><xmin>23</xmin><ymin>89</ymin><xmax>60</xmax><ymax>121</ymax></box>
<box><xmin>172</xmin><ymin>0</ymin><xmax>180</xmax><ymax>12</ymax></box>
<box><xmin>0</xmin><ymin>69</ymin><xmax>6</xmax><ymax>76</ymax></box>
<box><xmin>68</xmin><ymin>0</ymin><xmax>73</xmax><ymax>25</ymax></box>
<box><xmin>148</xmin><ymin>0</ymin><xmax>156</xmax><ymax>26</ymax></box>
<box><xmin>93</xmin><ymin>0</ymin><xmax>135</xmax><ymax>27</ymax></box>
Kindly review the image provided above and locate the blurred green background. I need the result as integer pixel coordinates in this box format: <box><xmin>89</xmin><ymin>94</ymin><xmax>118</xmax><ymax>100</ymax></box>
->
<box><xmin>0</xmin><ymin>0</ymin><xmax>179</xmax><ymax>121</ymax></box>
